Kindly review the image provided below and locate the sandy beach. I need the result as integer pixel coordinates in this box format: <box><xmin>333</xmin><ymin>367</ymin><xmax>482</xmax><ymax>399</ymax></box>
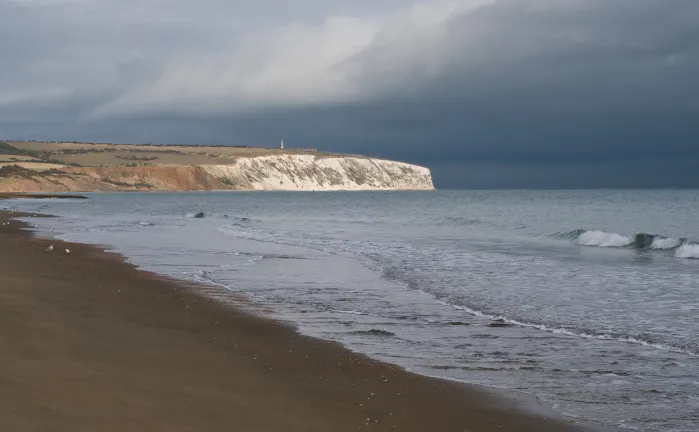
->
<box><xmin>0</xmin><ymin>208</ymin><xmax>587</xmax><ymax>432</ymax></box>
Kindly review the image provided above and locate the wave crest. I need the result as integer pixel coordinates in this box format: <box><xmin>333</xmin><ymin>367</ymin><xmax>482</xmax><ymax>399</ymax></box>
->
<box><xmin>651</xmin><ymin>237</ymin><xmax>683</xmax><ymax>250</ymax></box>
<box><xmin>577</xmin><ymin>231</ymin><xmax>633</xmax><ymax>247</ymax></box>
<box><xmin>676</xmin><ymin>243</ymin><xmax>699</xmax><ymax>259</ymax></box>
<box><xmin>555</xmin><ymin>229</ymin><xmax>694</xmax><ymax>257</ymax></box>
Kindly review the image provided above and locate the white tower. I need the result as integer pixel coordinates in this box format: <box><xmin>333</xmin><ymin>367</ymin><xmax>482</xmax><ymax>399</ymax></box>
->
<box><xmin>280</xmin><ymin>139</ymin><xmax>284</xmax><ymax>150</ymax></box>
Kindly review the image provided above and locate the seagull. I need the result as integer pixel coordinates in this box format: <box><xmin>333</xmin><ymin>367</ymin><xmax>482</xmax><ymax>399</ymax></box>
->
<box><xmin>46</xmin><ymin>245</ymin><xmax>54</xmax><ymax>252</ymax></box>
<box><xmin>65</xmin><ymin>249</ymin><xmax>70</xmax><ymax>254</ymax></box>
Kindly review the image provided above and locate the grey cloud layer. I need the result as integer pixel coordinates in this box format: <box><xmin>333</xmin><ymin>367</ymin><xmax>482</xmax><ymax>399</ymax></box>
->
<box><xmin>1</xmin><ymin>0</ymin><xmax>698</xmax><ymax>187</ymax></box>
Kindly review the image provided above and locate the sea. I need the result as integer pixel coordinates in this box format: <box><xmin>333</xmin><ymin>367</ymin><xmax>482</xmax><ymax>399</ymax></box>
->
<box><xmin>3</xmin><ymin>190</ymin><xmax>698</xmax><ymax>432</ymax></box>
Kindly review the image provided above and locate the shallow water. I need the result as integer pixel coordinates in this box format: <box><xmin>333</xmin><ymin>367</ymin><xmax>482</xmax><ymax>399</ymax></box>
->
<box><xmin>5</xmin><ymin>190</ymin><xmax>699</xmax><ymax>432</ymax></box>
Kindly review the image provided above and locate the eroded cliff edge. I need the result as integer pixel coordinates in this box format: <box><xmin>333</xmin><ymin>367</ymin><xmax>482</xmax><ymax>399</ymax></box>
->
<box><xmin>0</xmin><ymin>152</ymin><xmax>434</xmax><ymax>192</ymax></box>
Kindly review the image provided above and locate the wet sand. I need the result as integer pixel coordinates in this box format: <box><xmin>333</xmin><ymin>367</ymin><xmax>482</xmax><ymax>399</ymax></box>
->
<box><xmin>0</xmin><ymin>209</ymin><xmax>588</xmax><ymax>432</ymax></box>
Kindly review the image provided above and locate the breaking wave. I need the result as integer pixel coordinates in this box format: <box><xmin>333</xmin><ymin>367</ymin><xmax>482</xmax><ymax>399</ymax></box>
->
<box><xmin>650</xmin><ymin>237</ymin><xmax>684</xmax><ymax>250</ymax></box>
<box><xmin>676</xmin><ymin>243</ymin><xmax>699</xmax><ymax>259</ymax></box>
<box><xmin>554</xmin><ymin>230</ymin><xmax>695</xmax><ymax>258</ymax></box>
<box><xmin>577</xmin><ymin>231</ymin><xmax>634</xmax><ymax>247</ymax></box>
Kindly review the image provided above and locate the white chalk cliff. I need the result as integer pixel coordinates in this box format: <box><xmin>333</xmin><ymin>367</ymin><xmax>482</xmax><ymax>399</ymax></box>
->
<box><xmin>201</xmin><ymin>155</ymin><xmax>434</xmax><ymax>191</ymax></box>
<box><xmin>0</xmin><ymin>155</ymin><xmax>434</xmax><ymax>192</ymax></box>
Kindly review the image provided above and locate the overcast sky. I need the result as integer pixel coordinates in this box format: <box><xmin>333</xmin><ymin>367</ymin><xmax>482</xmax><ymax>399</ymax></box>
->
<box><xmin>1</xmin><ymin>0</ymin><xmax>698</xmax><ymax>188</ymax></box>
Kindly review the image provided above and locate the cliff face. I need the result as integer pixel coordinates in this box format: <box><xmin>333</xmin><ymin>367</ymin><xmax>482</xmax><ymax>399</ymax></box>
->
<box><xmin>0</xmin><ymin>155</ymin><xmax>434</xmax><ymax>192</ymax></box>
<box><xmin>202</xmin><ymin>155</ymin><xmax>433</xmax><ymax>191</ymax></box>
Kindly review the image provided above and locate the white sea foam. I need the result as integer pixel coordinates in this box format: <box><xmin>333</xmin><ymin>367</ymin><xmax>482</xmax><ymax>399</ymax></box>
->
<box><xmin>676</xmin><ymin>244</ymin><xmax>699</xmax><ymax>259</ymax></box>
<box><xmin>576</xmin><ymin>231</ymin><xmax>633</xmax><ymax>247</ymax></box>
<box><xmin>650</xmin><ymin>237</ymin><xmax>682</xmax><ymax>250</ymax></box>
<box><xmin>446</xmin><ymin>303</ymin><xmax>698</xmax><ymax>357</ymax></box>
<box><xmin>332</xmin><ymin>309</ymin><xmax>368</xmax><ymax>316</ymax></box>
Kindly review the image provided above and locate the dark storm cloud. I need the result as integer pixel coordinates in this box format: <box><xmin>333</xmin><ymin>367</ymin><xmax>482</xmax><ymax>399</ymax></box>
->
<box><xmin>1</xmin><ymin>0</ymin><xmax>698</xmax><ymax>188</ymax></box>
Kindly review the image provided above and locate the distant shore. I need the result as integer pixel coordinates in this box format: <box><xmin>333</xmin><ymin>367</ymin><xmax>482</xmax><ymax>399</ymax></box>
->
<box><xmin>0</xmin><ymin>208</ymin><xmax>588</xmax><ymax>432</ymax></box>
<box><xmin>0</xmin><ymin>192</ymin><xmax>88</xmax><ymax>199</ymax></box>
<box><xmin>0</xmin><ymin>140</ymin><xmax>434</xmax><ymax>192</ymax></box>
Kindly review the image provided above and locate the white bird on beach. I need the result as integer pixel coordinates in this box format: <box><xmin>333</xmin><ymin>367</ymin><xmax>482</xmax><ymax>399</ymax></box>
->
<box><xmin>65</xmin><ymin>249</ymin><xmax>70</xmax><ymax>254</ymax></box>
<box><xmin>46</xmin><ymin>245</ymin><xmax>54</xmax><ymax>252</ymax></box>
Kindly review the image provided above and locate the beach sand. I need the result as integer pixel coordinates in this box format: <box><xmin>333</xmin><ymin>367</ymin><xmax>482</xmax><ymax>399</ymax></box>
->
<box><xmin>0</xmin><ymin>209</ymin><xmax>587</xmax><ymax>432</ymax></box>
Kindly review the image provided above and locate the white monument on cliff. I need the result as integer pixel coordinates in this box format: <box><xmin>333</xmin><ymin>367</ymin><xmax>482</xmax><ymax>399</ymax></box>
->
<box><xmin>280</xmin><ymin>139</ymin><xmax>284</xmax><ymax>150</ymax></box>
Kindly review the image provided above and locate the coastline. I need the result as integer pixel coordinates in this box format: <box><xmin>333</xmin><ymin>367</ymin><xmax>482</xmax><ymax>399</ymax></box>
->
<box><xmin>0</xmin><ymin>140</ymin><xmax>435</xmax><ymax>192</ymax></box>
<box><xmin>0</xmin><ymin>192</ymin><xmax>88</xmax><ymax>199</ymax></box>
<box><xmin>1</xmin><ymin>208</ymin><xmax>591</xmax><ymax>431</ymax></box>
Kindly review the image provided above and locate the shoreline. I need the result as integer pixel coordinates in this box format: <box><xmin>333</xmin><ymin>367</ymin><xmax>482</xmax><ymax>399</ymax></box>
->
<box><xmin>0</xmin><ymin>208</ymin><xmax>593</xmax><ymax>431</ymax></box>
<box><xmin>0</xmin><ymin>192</ymin><xmax>88</xmax><ymax>199</ymax></box>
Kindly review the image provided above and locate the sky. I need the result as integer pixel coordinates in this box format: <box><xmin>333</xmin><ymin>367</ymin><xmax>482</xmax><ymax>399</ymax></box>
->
<box><xmin>1</xmin><ymin>0</ymin><xmax>698</xmax><ymax>188</ymax></box>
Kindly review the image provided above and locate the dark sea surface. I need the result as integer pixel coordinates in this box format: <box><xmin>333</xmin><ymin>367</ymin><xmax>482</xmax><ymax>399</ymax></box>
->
<box><xmin>5</xmin><ymin>190</ymin><xmax>699</xmax><ymax>431</ymax></box>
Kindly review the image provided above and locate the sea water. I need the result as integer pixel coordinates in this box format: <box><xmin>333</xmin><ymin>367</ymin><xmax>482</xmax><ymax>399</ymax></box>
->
<box><xmin>4</xmin><ymin>190</ymin><xmax>698</xmax><ymax>431</ymax></box>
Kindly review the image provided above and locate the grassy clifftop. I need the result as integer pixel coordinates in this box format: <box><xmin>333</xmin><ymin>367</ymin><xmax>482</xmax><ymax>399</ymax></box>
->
<box><xmin>0</xmin><ymin>140</ymin><xmax>331</xmax><ymax>169</ymax></box>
